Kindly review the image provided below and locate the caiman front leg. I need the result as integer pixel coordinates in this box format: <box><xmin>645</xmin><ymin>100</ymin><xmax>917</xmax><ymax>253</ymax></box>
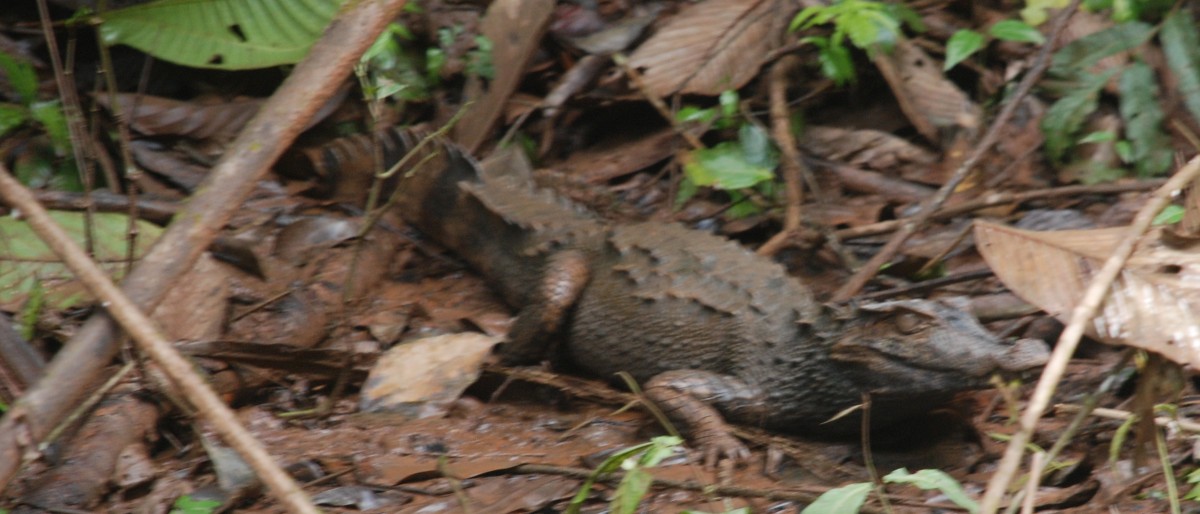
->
<box><xmin>499</xmin><ymin>250</ymin><xmax>590</xmax><ymax>364</ymax></box>
<box><xmin>644</xmin><ymin>370</ymin><xmax>767</xmax><ymax>466</ymax></box>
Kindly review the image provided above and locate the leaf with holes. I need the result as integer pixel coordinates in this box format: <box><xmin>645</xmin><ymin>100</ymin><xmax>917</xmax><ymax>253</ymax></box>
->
<box><xmin>98</xmin><ymin>0</ymin><xmax>343</xmax><ymax>70</ymax></box>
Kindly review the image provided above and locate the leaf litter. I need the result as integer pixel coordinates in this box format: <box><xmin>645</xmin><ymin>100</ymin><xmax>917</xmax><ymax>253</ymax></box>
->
<box><xmin>3</xmin><ymin>0</ymin><xmax>1200</xmax><ymax>512</ymax></box>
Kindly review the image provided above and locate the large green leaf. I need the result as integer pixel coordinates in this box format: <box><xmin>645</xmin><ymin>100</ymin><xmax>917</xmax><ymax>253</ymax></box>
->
<box><xmin>1048</xmin><ymin>21</ymin><xmax>1153</xmax><ymax>79</ymax></box>
<box><xmin>0</xmin><ymin>104</ymin><xmax>29</xmax><ymax>139</ymax></box>
<box><xmin>0</xmin><ymin>212</ymin><xmax>164</xmax><ymax>310</ymax></box>
<box><xmin>801</xmin><ymin>482</ymin><xmax>872</xmax><ymax>514</ymax></box>
<box><xmin>0</xmin><ymin>52</ymin><xmax>39</xmax><ymax>104</ymax></box>
<box><xmin>1118</xmin><ymin>61</ymin><xmax>1171</xmax><ymax>177</ymax></box>
<box><xmin>884</xmin><ymin>468</ymin><xmax>979</xmax><ymax>513</ymax></box>
<box><xmin>98</xmin><ymin>0</ymin><xmax>344</xmax><ymax>70</ymax></box>
<box><xmin>1161</xmin><ymin>11</ymin><xmax>1200</xmax><ymax>127</ymax></box>
<box><xmin>1041</xmin><ymin>69</ymin><xmax>1114</xmax><ymax>163</ymax></box>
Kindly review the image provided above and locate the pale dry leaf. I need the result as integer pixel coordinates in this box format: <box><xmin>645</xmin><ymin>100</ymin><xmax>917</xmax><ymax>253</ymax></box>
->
<box><xmin>974</xmin><ymin>220</ymin><xmax>1200</xmax><ymax>368</ymax></box>
<box><xmin>874</xmin><ymin>39</ymin><xmax>981</xmax><ymax>142</ymax></box>
<box><xmin>627</xmin><ymin>0</ymin><xmax>786</xmax><ymax>96</ymax></box>
<box><xmin>359</xmin><ymin>333</ymin><xmax>502</xmax><ymax>418</ymax></box>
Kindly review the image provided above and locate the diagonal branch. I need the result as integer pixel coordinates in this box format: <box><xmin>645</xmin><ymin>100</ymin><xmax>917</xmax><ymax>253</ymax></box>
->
<box><xmin>0</xmin><ymin>165</ymin><xmax>318</xmax><ymax>512</ymax></box>
<box><xmin>0</xmin><ymin>0</ymin><xmax>412</xmax><ymax>501</ymax></box>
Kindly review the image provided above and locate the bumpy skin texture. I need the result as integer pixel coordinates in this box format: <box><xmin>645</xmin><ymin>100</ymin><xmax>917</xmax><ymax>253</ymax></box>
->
<box><xmin>394</xmin><ymin>135</ymin><xmax>1049</xmax><ymax>461</ymax></box>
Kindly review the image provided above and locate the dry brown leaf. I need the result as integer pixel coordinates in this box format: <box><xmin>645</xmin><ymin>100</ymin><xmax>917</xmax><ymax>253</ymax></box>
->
<box><xmin>95</xmin><ymin>93</ymin><xmax>259</xmax><ymax>140</ymax></box>
<box><xmin>556</xmin><ymin>127</ymin><xmax>678</xmax><ymax>182</ymax></box>
<box><xmin>359</xmin><ymin>454</ymin><xmax>535</xmax><ymax>485</ymax></box>
<box><xmin>128</xmin><ymin>140</ymin><xmax>210</xmax><ymax>190</ymax></box>
<box><xmin>874</xmin><ymin>39</ymin><xmax>981</xmax><ymax>143</ymax></box>
<box><xmin>803</xmin><ymin>125</ymin><xmax>937</xmax><ymax>170</ymax></box>
<box><xmin>626</xmin><ymin>0</ymin><xmax>786</xmax><ymax>96</ymax></box>
<box><xmin>154</xmin><ymin>254</ymin><xmax>228</xmax><ymax>341</ymax></box>
<box><xmin>974</xmin><ymin>220</ymin><xmax>1200</xmax><ymax>368</ymax></box>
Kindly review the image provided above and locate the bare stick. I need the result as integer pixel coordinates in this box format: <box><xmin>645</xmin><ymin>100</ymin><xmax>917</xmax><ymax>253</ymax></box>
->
<box><xmin>613</xmin><ymin>53</ymin><xmax>705</xmax><ymax>150</ymax></box>
<box><xmin>1055</xmin><ymin>404</ymin><xmax>1200</xmax><ymax>435</ymax></box>
<box><xmin>832</xmin><ymin>179</ymin><xmax>1164</xmax><ymax>241</ymax></box>
<box><xmin>831</xmin><ymin>0</ymin><xmax>1080</xmax><ymax>301</ymax></box>
<box><xmin>758</xmin><ymin>55</ymin><xmax>807</xmax><ymax>257</ymax></box>
<box><xmin>978</xmin><ymin>154</ymin><xmax>1200</xmax><ymax>513</ymax></box>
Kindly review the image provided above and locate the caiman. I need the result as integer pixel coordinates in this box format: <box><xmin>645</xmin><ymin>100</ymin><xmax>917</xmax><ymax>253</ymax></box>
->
<box><xmin>390</xmin><ymin>132</ymin><xmax>1049</xmax><ymax>463</ymax></box>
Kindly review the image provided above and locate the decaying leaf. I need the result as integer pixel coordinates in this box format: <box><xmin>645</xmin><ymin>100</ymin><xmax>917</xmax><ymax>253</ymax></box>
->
<box><xmin>874</xmin><ymin>39</ymin><xmax>981</xmax><ymax>143</ymax></box>
<box><xmin>95</xmin><ymin>93</ymin><xmax>262</xmax><ymax>141</ymax></box>
<box><xmin>802</xmin><ymin>125</ymin><xmax>937</xmax><ymax>171</ymax></box>
<box><xmin>974</xmin><ymin>220</ymin><xmax>1200</xmax><ymax>368</ymax></box>
<box><xmin>96</xmin><ymin>87</ymin><xmax>346</xmax><ymax>141</ymax></box>
<box><xmin>558</xmin><ymin>6</ymin><xmax>660</xmax><ymax>55</ymax></box>
<box><xmin>556</xmin><ymin>127</ymin><xmax>678</xmax><ymax>183</ymax></box>
<box><xmin>627</xmin><ymin>0</ymin><xmax>787</xmax><ymax>96</ymax></box>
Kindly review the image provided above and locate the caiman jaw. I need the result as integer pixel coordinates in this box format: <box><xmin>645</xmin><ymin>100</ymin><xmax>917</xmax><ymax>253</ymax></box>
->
<box><xmin>829</xmin><ymin>299</ymin><xmax>1050</xmax><ymax>391</ymax></box>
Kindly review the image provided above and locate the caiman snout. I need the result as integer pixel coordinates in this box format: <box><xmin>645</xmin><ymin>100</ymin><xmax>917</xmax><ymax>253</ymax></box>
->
<box><xmin>997</xmin><ymin>337</ymin><xmax>1050</xmax><ymax>373</ymax></box>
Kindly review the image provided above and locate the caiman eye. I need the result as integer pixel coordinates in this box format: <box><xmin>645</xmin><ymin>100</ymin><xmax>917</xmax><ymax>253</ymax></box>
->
<box><xmin>895</xmin><ymin>312</ymin><xmax>924</xmax><ymax>334</ymax></box>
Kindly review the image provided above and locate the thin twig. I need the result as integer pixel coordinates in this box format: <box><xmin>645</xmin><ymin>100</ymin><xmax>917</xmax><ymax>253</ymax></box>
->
<box><xmin>37</xmin><ymin>0</ymin><xmax>98</xmax><ymax>259</ymax></box>
<box><xmin>832</xmin><ymin>179</ymin><xmax>1163</xmax><ymax>241</ymax></box>
<box><xmin>831</xmin><ymin>0</ymin><xmax>1081</xmax><ymax>301</ymax></box>
<box><xmin>39</xmin><ymin>362</ymin><xmax>134</xmax><ymax>452</ymax></box>
<box><xmin>759</xmin><ymin>55</ymin><xmax>809</xmax><ymax>257</ymax></box>
<box><xmin>1055</xmin><ymin>404</ymin><xmax>1200</xmax><ymax>433</ymax></box>
<box><xmin>1019</xmin><ymin>451</ymin><xmax>1042</xmax><ymax>514</ymax></box>
<box><xmin>854</xmin><ymin>268</ymin><xmax>993</xmax><ymax>302</ymax></box>
<box><xmin>613</xmin><ymin>53</ymin><xmax>704</xmax><ymax>150</ymax></box>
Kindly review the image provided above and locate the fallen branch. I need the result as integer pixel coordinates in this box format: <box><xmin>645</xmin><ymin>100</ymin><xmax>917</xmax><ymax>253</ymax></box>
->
<box><xmin>832</xmin><ymin>179</ymin><xmax>1163</xmax><ymax>241</ymax></box>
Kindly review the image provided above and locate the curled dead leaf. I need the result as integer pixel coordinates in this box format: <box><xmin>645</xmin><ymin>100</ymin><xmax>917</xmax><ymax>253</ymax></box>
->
<box><xmin>975</xmin><ymin>220</ymin><xmax>1200</xmax><ymax>368</ymax></box>
<box><xmin>874</xmin><ymin>39</ymin><xmax>981</xmax><ymax>143</ymax></box>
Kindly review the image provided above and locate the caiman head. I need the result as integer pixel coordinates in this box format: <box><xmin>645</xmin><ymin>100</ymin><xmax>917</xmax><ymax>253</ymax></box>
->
<box><xmin>828</xmin><ymin>299</ymin><xmax>1049</xmax><ymax>398</ymax></box>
